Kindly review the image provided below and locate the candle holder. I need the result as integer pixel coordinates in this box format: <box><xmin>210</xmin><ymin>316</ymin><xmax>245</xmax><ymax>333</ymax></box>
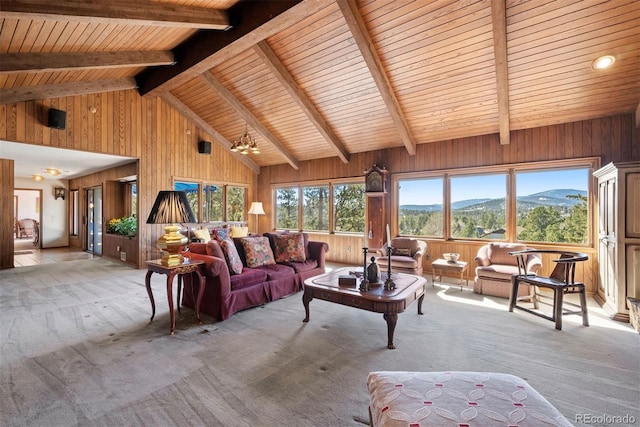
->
<box><xmin>384</xmin><ymin>245</ymin><xmax>396</xmax><ymax>290</ymax></box>
<box><xmin>359</xmin><ymin>247</ymin><xmax>370</xmax><ymax>292</ymax></box>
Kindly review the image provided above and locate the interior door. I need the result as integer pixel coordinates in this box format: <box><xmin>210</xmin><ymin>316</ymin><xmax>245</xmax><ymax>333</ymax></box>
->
<box><xmin>597</xmin><ymin>176</ymin><xmax>617</xmax><ymax>305</ymax></box>
<box><xmin>86</xmin><ymin>187</ymin><xmax>103</xmax><ymax>255</ymax></box>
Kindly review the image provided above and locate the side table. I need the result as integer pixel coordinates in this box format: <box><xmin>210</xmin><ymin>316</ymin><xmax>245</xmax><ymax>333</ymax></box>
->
<box><xmin>145</xmin><ymin>259</ymin><xmax>205</xmax><ymax>335</ymax></box>
<box><xmin>431</xmin><ymin>259</ymin><xmax>469</xmax><ymax>290</ymax></box>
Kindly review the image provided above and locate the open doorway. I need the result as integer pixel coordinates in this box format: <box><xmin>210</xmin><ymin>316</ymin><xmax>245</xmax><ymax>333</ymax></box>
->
<box><xmin>14</xmin><ymin>188</ymin><xmax>42</xmax><ymax>253</ymax></box>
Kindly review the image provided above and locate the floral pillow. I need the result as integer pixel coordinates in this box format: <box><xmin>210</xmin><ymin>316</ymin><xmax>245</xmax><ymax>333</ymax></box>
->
<box><xmin>241</xmin><ymin>236</ymin><xmax>275</xmax><ymax>268</ymax></box>
<box><xmin>273</xmin><ymin>233</ymin><xmax>306</xmax><ymax>263</ymax></box>
<box><xmin>212</xmin><ymin>228</ymin><xmax>229</xmax><ymax>241</ymax></box>
<box><xmin>219</xmin><ymin>237</ymin><xmax>243</xmax><ymax>275</ymax></box>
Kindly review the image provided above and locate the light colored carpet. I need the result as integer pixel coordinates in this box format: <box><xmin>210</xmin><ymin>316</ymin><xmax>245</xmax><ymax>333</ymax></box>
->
<box><xmin>0</xmin><ymin>258</ymin><xmax>638</xmax><ymax>426</ymax></box>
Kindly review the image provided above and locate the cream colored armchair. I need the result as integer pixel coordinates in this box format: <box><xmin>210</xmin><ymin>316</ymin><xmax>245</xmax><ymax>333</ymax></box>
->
<box><xmin>474</xmin><ymin>242</ymin><xmax>542</xmax><ymax>298</ymax></box>
<box><xmin>375</xmin><ymin>237</ymin><xmax>427</xmax><ymax>276</ymax></box>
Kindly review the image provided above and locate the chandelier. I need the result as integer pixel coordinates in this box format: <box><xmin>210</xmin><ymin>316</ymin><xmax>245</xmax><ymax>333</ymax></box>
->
<box><xmin>230</xmin><ymin>123</ymin><xmax>260</xmax><ymax>155</ymax></box>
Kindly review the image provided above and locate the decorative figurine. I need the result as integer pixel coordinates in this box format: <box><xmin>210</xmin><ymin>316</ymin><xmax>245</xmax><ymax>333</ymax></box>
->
<box><xmin>367</xmin><ymin>256</ymin><xmax>380</xmax><ymax>283</ymax></box>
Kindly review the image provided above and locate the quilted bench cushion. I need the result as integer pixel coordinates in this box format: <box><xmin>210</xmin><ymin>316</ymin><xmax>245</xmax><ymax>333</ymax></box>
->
<box><xmin>367</xmin><ymin>371</ymin><xmax>572</xmax><ymax>427</ymax></box>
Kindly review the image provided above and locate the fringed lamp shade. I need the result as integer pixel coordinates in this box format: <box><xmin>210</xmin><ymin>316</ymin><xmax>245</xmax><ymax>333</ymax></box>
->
<box><xmin>146</xmin><ymin>191</ymin><xmax>196</xmax><ymax>266</ymax></box>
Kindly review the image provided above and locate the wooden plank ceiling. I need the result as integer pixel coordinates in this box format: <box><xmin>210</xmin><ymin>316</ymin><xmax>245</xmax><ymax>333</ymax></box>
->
<box><xmin>1</xmin><ymin>0</ymin><xmax>638</xmax><ymax>171</ymax></box>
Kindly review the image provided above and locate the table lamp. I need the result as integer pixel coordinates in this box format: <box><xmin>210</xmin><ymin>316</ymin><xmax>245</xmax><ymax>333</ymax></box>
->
<box><xmin>248</xmin><ymin>201</ymin><xmax>265</xmax><ymax>234</ymax></box>
<box><xmin>146</xmin><ymin>190</ymin><xmax>196</xmax><ymax>266</ymax></box>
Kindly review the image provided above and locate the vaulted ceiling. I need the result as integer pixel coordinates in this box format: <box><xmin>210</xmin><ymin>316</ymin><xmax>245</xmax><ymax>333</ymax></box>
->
<box><xmin>1</xmin><ymin>0</ymin><xmax>639</xmax><ymax>173</ymax></box>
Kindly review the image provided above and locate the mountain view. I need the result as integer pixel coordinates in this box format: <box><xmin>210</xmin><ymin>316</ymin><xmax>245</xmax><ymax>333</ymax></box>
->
<box><xmin>400</xmin><ymin>189</ymin><xmax>587</xmax><ymax>212</ymax></box>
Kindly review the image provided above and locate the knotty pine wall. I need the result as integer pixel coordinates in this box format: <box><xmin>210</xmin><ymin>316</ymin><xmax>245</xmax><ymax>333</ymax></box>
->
<box><xmin>258</xmin><ymin>113</ymin><xmax>639</xmax><ymax>294</ymax></box>
<box><xmin>0</xmin><ymin>90</ymin><xmax>258</xmax><ymax>268</ymax></box>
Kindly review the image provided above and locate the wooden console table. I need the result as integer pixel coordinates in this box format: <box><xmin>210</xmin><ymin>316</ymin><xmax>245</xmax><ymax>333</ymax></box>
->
<box><xmin>145</xmin><ymin>259</ymin><xmax>205</xmax><ymax>335</ymax></box>
<box><xmin>303</xmin><ymin>267</ymin><xmax>426</xmax><ymax>349</ymax></box>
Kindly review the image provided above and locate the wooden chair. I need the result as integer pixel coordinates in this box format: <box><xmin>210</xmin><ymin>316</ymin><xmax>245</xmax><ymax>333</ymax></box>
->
<box><xmin>508</xmin><ymin>249</ymin><xmax>589</xmax><ymax>330</ymax></box>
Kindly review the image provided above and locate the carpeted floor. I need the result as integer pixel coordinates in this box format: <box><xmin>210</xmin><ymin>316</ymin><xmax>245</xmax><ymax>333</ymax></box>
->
<box><xmin>0</xmin><ymin>258</ymin><xmax>638</xmax><ymax>426</ymax></box>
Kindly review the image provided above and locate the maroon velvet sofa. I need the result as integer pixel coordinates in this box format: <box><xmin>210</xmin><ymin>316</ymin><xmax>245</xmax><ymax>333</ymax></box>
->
<box><xmin>181</xmin><ymin>233</ymin><xmax>328</xmax><ymax>321</ymax></box>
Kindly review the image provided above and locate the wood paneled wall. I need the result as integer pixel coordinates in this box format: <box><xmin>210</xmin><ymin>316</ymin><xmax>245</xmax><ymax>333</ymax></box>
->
<box><xmin>259</xmin><ymin>114</ymin><xmax>639</xmax><ymax>293</ymax></box>
<box><xmin>0</xmin><ymin>90</ymin><xmax>258</xmax><ymax>268</ymax></box>
<box><xmin>0</xmin><ymin>159</ymin><xmax>15</xmax><ymax>269</ymax></box>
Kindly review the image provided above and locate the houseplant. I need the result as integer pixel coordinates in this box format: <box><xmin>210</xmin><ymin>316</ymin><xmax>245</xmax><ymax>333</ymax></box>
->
<box><xmin>107</xmin><ymin>215</ymin><xmax>137</xmax><ymax>237</ymax></box>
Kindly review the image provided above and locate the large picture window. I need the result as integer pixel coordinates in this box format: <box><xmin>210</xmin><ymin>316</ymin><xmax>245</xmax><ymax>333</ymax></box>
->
<box><xmin>398</xmin><ymin>178</ymin><xmax>443</xmax><ymax>237</ymax></box>
<box><xmin>303</xmin><ymin>185</ymin><xmax>329</xmax><ymax>231</ymax></box>
<box><xmin>275</xmin><ymin>187</ymin><xmax>299</xmax><ymax>230</ymax></box>
<box><xmin>515</xmin><ymin>168</ymin><xmax>588</xmax><ymax>244</ymax></box>
<box><xmin>450</xmin><ymin>174</ymin><xmax>506</xmax><ymax>239</ymax></box>
<box><xmin>174</xmin><ymin>180</ymin><xmax>246</xmax><ymax>223</ymax></box>
<box><xmin>273</xmin><ymin>180</ymin><xmax>364</xmax><ymax>234</ymax></box>
<box><xmin>394</xmin><ymin>158</ymin><xmax>596</xmax><ymax>246</ymax></box>
<box><xmin>333</xmin><ymin>183</ymin><xmax>365</xmax><ymax>233</ymax></box>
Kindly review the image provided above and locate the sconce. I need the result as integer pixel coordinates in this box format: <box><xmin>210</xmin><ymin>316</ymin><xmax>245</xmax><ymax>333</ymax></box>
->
<box><xmin>54</xmin><ymin>187</ymin><xmax>66</xmax><ymax>200</ymax></box>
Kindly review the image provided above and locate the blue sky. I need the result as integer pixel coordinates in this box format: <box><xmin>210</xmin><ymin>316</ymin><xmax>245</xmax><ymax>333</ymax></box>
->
<box><xmin>398</xmin><ymin>168</ymin><xmax>589</xmax><ymax>205</ymax></box>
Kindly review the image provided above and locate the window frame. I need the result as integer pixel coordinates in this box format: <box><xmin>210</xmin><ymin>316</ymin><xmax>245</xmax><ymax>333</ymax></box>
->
<box><xmin>392</xmin><ymin>157</ymin><xmax>599</xmax><ymax>248</ymax></box>
<box><xmin>272</xmin><ymin>177</ymin><xmax>365</xmax><ymax>235</ymax></box>
<box><xmin>173</xmin><ymin>178</ymin><xmax>248</xmax><ymax>224</ymax></box>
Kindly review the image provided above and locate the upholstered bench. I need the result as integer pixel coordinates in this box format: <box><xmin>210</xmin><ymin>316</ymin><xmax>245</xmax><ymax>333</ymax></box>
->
<box><xmin>367</xmin><ymin>371</ymin><xmax>573</xmax><ymax>426</ymax></box>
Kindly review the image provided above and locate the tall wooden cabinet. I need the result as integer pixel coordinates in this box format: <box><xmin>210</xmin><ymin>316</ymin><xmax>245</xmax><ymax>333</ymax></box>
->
<box><xmin>593</xmin><ymin>162</ymin><xmax>640</xmax><ymax>322</ymax></box>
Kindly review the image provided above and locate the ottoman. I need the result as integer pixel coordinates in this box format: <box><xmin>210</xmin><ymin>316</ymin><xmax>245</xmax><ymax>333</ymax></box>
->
<box><xmin>367</xmin><ymin>371</ymin><xmax>573</xmax><ymax>426</ymax></box>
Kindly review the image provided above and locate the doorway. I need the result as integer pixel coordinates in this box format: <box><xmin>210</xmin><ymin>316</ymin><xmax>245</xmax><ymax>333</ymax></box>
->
<box><xmin>14</xmin><ymin>189</ymin><xmax>42</xmax><ymax>251</ymax></box>
<box><xmin>86</xmin><ymin>186</ymin><xmax>103</xmax><ymax>255</ymax></box>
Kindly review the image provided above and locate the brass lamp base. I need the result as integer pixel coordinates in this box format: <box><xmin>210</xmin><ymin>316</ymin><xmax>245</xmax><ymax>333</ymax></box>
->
<box><xmin>157</xmin><ymin>225</ymin><xmax>188</xmax><ymax>266</ymax></box>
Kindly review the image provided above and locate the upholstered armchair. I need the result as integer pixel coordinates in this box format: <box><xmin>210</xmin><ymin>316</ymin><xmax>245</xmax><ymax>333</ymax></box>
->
<box><xmin>474</xmin><ymin>242</ymin><xmax>542</xmax><ymax>298</ymax></box>
<box><xmin>375</xmin><ymin>237</ymin><xmax>427</xmax><ymax>275</ymax></box>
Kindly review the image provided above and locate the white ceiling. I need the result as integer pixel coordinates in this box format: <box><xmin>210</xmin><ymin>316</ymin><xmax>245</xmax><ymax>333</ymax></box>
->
<box><xmin>1</xmin><ymin>140</ymin><xmax>137</xmax><ymax>181</ymax></box>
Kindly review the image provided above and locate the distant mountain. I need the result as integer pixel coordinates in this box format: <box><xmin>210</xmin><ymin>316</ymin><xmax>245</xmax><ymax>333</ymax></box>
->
<box><xmin>399</xmin><ymin>189</ymin><xmax>586</xmax><ymax>212</ymax></box>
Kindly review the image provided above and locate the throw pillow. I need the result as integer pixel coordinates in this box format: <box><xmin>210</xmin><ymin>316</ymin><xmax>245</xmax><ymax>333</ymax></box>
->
<box><xmin>273</xmin><ymin>233</ymin><xmax>306</xmax><ymax>263</ymax></box>
<box><xmin>192</xmin><ymin>229</ymin><xmax>211</xmax><ymax>243</ymax></box>
<box><xmin>241</xmin><ymin>236</ymin><xmax>276</xmax><ymax>268</ymax></box>
<box><xmin>212</xmin><ymin>228</ymin><xmax>229</xmax><ymax>241</ymax></box>
<box><xmin>393</xmin><ymin>247</ymin><xmax>412</xmax><ymax>256</ymax></box>
<box><xmin>230</xmin><ymin>225</ymin><xmax>249</xmax><ymax>238</ymax></box>
<box><xmin>219</xmin><ymin>238</ymin><xmax>243</xmax><ymax>275</ymax></box>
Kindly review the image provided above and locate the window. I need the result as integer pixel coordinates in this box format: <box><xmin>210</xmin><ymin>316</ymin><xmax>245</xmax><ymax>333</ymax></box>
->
<box><xmin>303</xmin><ymin>185</ymin><xmax>330</xmax><ymax>231</ymax></box>
<box><xmin>516</xmin><ymin>168</ymin><xmax>588</xmax><ymax>244</ymax></box>
<box><xmin>175</xmin><ymin>181</ymin><xmax>199</xmax><ymax>220</ymax></box>
<box><xmin>393</xmin><ymin>158</ymin><xmax>595</xmax><ymax>245</ymax></box>
<box><xmin>204</xmin><ymin>184</ymin><xmax>223</xmax><ymax>222</ymax></box>
<box><xmin>130</xmin><ymin>183</ymin><xmax>137</xmax><ymax>217</ymax></box>
<box><xmin>333</xmin><ymin>183</ymin><xmax>365</xmax><ymax>233</ymax></box>
<box><xmin>174</xmin><ymin>180</ymin><xmax>245</xmax><ymax>223</ymax></box>
<box><xmin>226</xmin><ymin>186</ymin><xmax>246</xmax><ymax>221</ymax></box>
<box><xmin>450</xmin><ymin>174</ymin><xmax>506</xmax><ymax>239</ymax></box>
<box><xmin>273</xmin><ymin>180</ymin><xmax>365</xmax><ymax>233</ymax></box>
<box><xmin>398</xmin><ymin>178</ymin><xmax>443</xmax><ymax>237</ymax></box>
<box><xmin>275</xmin><ymin>187</ymin><xmax>299</xmax><ymax>230</ymax></box>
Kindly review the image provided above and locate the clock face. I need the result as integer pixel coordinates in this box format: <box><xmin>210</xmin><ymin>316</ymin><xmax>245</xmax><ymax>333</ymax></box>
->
<box><xmin>367</xmin><ymin>171</ymin><xmax>382</xmax><ymax>192</ymax></box>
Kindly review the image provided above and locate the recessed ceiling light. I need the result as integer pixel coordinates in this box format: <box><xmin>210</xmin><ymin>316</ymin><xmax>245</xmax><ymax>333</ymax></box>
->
<box><xmin>592</xmin><ymin>55</ymin><xmax>616</xmax><ymax>70</ymax></box>
<box><xmin>32</xmin><ymin>174</ymin><xmax>45</xmax><ymax>181</ymax></box>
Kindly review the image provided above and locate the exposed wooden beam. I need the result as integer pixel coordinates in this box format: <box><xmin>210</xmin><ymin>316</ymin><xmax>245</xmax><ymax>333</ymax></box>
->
<box><xmin>0</xmin><ymin>78</ymin><xmax>137</xmax><ymax>104</ymax></box>
<box><xmin>491</xmin><ymin>0</ymin><xmax>511</xmax><ymax>145</ymax></box>
<box><xmin>161</xmin><ymin>93</ymin><xmax>260</xmax><ymax>175</ymax></box>
<box><xmin>336</xmin><ymin>0</ymin><xmax>416</xmax><ymax>156</ymax></box>
<box><xmin>253</xmin><ymin>41</ymin><xmax>350</xmax><ymax>164</ymax></box>
<box><xmin>200</xmin><ymin>72</ymin><xmax>300</xmax><ymax>170</ymax></box>
<box><xmin>0</xmin><ymin>51</ymin><xmax>175</xmax><ymax>74</ymax></box>
<box><xmin>137</xmin><ymin>0</ymin><xmax>334</xmax><ymax>97</ymax></box>
<box><xmin>0</xmin><ymin>0</ymin><xmax>230</xmax><ymax>30</ymax></box>
<box><xmin>636</xmin><ymin>101</ymin><xmax>640</xmax><ymax>128</ymax></box>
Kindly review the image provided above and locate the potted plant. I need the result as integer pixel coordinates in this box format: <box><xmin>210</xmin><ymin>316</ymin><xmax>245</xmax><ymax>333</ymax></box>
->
<box><xmin>107</xmin><ymin>214</ymin><xmax>137</xmax><ymax>237</ymax></box>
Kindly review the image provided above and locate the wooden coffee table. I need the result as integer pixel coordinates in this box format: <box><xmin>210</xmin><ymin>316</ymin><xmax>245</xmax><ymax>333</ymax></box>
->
<box><xmin>303</xmin><ymin>267</ymin><xmax>426</xmax><ymax>349</ymax></box>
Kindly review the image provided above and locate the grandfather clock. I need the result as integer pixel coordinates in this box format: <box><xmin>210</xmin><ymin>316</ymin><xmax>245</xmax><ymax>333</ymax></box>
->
<box><xmin>365</xmin><ymin>164</ymin><xmax>389</xmax><ymax>250</ymax></box>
